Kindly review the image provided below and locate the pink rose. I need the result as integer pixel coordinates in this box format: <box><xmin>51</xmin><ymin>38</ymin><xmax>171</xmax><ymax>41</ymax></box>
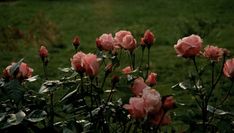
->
<box><xmin>96</xmin><ymin>33</ymin><xmax>115</xmax><ymax>51</ymax></box>
<box><xmin>174</xmin><ymin>34</ymin><xmax>202</xmax><ymax>58</ymax></box>
<box><xmin>114</xmin><ymin>30</ymin><xmax>132</xmax><ymax>46</ymax></box>
<box><xmin>223</xmin><ymin>58</ymin><xmax>234</xmax><ymax>80</ymax></box>
<box><xmin>142</xmin><ymin>30</ymin><xmax>155</xmax><ymax>47</ymax></box>
<box><xmin>71</xmin><ymin>52</ymin><xmax>86</xmax><ymax>73</ymax></box>
<box><xmin>39</xmin><ymin>46</ymin><xmax>48</xmax><ymax>58</ymax></box>
<box><xmin>146</xmin><ymin>72</ymin><xmax>157</xmax><ymax>86</ymax></box>
<box><xmin>203</xmin><ymin>45</ymin><xmax>224</xmax><ymax>61</ymax></box>
<box><xmin>123</xmin><ymin>97</ymin><xmax>147</xmax><ymax>119</ymax></box>
<box><xmin>122</xmin><ymin>34</ymin><xmax>137</xmax><ymax>52</ymax></box>
<box><xmin>3</xmin><ymin>62</ymin><xmax>33</xmax><ymax>80</ymax></box>
<box><xmin>122</xmin><ymin>66</ymin><xmax>132</xmax><ymax>74</ymax></box>
<box><xmin>131</xmin><ymin>77</ymin><xmax>149</xmax><ymax>96</ymax></box>
<box><xmin>82</xmin><ymin>53</ymin><xmax>100</xmax><ymax>77</ymax></box>
<box><xmin>18</xmin><ymin>63</ymin><xmax>33</xmax><ymax>79</ymax></box>
<box><xmin>142</xmin><ymin>88</ymin><xmax>161</xmax><ymax>113</ymax></box>
<box><xmin>150</xmin><ymin>109</ymin><xmax>171</xmax><ymax>126</ymax></box>
<box><xmin>162</xmin><ymin>96</ymin><xmax>175</xmax><ymax>110</ymax></box>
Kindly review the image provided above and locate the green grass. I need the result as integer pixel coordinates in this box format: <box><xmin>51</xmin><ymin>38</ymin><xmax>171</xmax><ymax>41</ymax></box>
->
<box><xmin>0</xmin><ymin>0</ymin><xmax>234</xmax><ymax>131</ymax></box>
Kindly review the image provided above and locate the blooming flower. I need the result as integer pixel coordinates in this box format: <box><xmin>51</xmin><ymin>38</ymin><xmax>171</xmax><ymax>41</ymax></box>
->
<box><xmin>174</xmin><ymin>34</ymin><xmax>202</xmax><ymax>58</ymax></box>
<box><xmin>146</xmin><ymin>72</ymin><xmax>157</xmax><ymax>86</ymax></box>
<box><xmin>131</xmin><ymin>77</ymin><xmax>149</xmax><ymax>96</ymax></box>
<box><xmin>142</xmin><ymin>88</ymin><xmax>161</xmax><ymax>113</ymax></box>
<box><xmin>114</xmin><ymin>30</ymin><xmax>132</xmax><ymax>46</ymax></box>
<box><xmin>96</xmin><ymin>33</ymin><xmax>115</xmax><ymax>51</ymax></box>
<box><xmin>71</xmin><ymin>52</ymin><xmax>86</xmax><ymax>73</ymax></box>
<box><xmin>123</xmin><ymin>97</ymin><xmax>147</xmax><ymax>119</ymax></box>
<box><xmin>121</xmin><ymin>34</ymin><xmax>137</xmax><ymax>52</ymax></box>
<box><xmin>223</xmin><ymin>58</ymin><xmax>234</xmax><ymax>80</ymax></box>
<box><xmin>82</xmin><ymin>53</ymin><xmax>100</xmax><ymax>77</ymax></box>
<box><xmin>203</xmin><ymin>45</ymin><xmax>224</xmax><ymax>61</ymax></box>
<box><xmin>39</xmin><ymin>46</ymin><xmax>48</xmax><ymax>59</ymax></box>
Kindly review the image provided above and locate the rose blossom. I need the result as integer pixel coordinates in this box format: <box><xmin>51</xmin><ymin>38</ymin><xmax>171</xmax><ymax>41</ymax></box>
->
<box><xmin>142</xmin><ymin>30</ymin><xmax>155</xmax><ymax>47</ymax></box>
<box><xmin>3</xmin><ymin>62</ymin><xmax>33</xmax><ymax>80</ymax></box>
<box><xmin>150</xmin><ymin>109</ymin><xmax>171</xmax><ymax>126</ymax></box>
<box><xmin>123</xmin><ymin>97</ymin><xmax>147</xmax><ymax>119</ymax></box>
<box><xmin>223</xmin><ymin>58</ymin><xmax>234</xmax><ymax>80</ymax></box>
<box><xmin>122</xmin><ymin>34</ymin><xmax>137</xmax><ymax>52</ymax></box>
<box><xmin>203</xmin><ymin>45</ymin><xmax>224</xmax><ymax>61</ymax></box>
<box><xmin>174</xmin><ymin>34</ymin><xmax>202</xmax><ymax>58</ymax></box>
<box><xmin>122</xmin><ymin>66</ymin><xmax>132</xmax><ymax>74</ymax></box>
<box><xmin>71</xmin><ymin>52</ymin><xmax>86</xmax><ymax>73</ymax></box>
<box><xmin>131</xmin><ymin>77</ymin><xmax>149</xmax><ymax>96</ymax></box>
<box><xmin>142</xmin><ymin>88</ymin><xmax>161</xmax><ymax>113</ymax></box>
<box><xmin>96</xmin><ymin>33</ymin><xmax>115</xmax><ymax>51</ymax></box>
<box><xmin>114</xmin><ymin>30</ymin><xmax>132</xmax><ymax>46</ymax></box>
<box><xmin>82</xmin><ymin>53</ymin><xmax>100</xmax><ymax>77</ymax></box>
<box><xmin>39</xmin><ymin>46</ymin><xmax>48</xmax><ymax>58</ymax></box>
<box><xmin>145</xmin><ymin>72</ymin><xmax>157</xmax><ymax>86</ymax></box>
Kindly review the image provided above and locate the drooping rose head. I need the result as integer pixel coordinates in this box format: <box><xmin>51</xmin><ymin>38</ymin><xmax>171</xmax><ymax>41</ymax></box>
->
<box><xmin>3</xmin><ymin>62</ymin><xmax>33</xmax><ymax>80</ymax></box>
<box><xmin>122</xmin><ymin>66</ymin><xmax>132</xmax><ymax>75</ymax></box>
<box><xmin>174</xmin><ymin>34</ymin><xmax>202</xmax><ymax>58</ymax></box>
<box><xmin>150</xmin><ymin>109</ymin><xmax>171</xmax><ymax>126</ymax></box>
<box><xmin>223</xmin><ymin>58</ymin><xmax>234</xmax><ymax>80</ymax></box>
<box><xmin>123</xmin><ymin>97</ymin><xmax>147</xmax><ymax>119</ymax></box>
<box><xmin>82</xmin><ymin>53</ymin><xmax>100</xmax><ymax>77</ymax></box>
<box><xmin>17</xmin><ymin>62</ymin><xmax>33</xmax><ymax>79</ymax></box>
<box><xmin>114</xmin><ymin>30</ymin><xmax>132</xmax><ymax>46</ymax></box>
<box><xmin>71</xmin><ymin>52</ymin><xmax>86</xmax><ymax>73</ymax></box>
<box><xmin>146</xmin><ymin>72</ymin><xmax>157</xmax><ymax>86</ymax></box>
<box><xmin>162</xmin><ymin>96</ymin><xmax>176</xmax><ymax>110</ymax></box>
<box><xmin>142</xmin><ymin>88</ymin><xmax>161</xmax><ymax>113</ymax></box>
<box><xmin>96</xmin><ymin>33</ymin><xmax>115</xmax><ymax>51</ymax></box>
<box><xmin>122</xmin><ymin>34</ymin><xmax>137</xmax><ymax>52</ymax></box>
<box><xmin>143</xmin><ymin>30</ymin><xmax>155</xmax><ymax>47</ymax></box>
<box><xmin>131</xmin><ymin>77</ymin><xmax>149</xmax><ymax>96</ymax></box>
<box><xmin>203</xmin><ymin>45</ymin><xmax>224</xmax><ymax>62</ymax></box>
<box><xmin>72</xmin><ymin>36</ymin><xmax>80</xmax><ymax>48</ymax></box>
<box><xmin>39</xmin><ymin>46</ymin><xmax>48</xmax><ymax>59</ymax></box>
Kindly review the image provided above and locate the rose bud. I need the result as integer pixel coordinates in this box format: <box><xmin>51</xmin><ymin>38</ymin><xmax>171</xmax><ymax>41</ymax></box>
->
<box><xmin>174</xmin><ymin>34</ymin><xmax>202</xmax><ymax>58</ymax></box>
<box><xmin>223</xmin><ymin>58</ymin><xmax>234</xmax><ymax>80</ymax></box>
<box><xmin>203</xmin><ymin>45</ymin><xmax>223</xmax><ymax>62</ymax></box>
<box><xmin>162</xmin><ymin>96</ymin><xmax>176</xmax><ymax>110</ymax></box>
<box><xmin>39</xmin><ymin>46</ymin><xmax>48</xmax><ymax>59</ymax></box>
<box><xmin>122</xmin><ymin>66</ymin><xmax>132</xmax><ymax>75</ymax></box>
<box><xmin>72</xmin><ymin>36</ymin><xmax>80</xmax><ymax>49</ymax></box>
<box><xmin>143</xmin><ymin>30</ymin><xmax>155</xmax><ymax>48</ymax></box>
<box><xmin>146</xmin><ymin>72</ymin><xmax>157</xmax><ymax>86</ymax></box>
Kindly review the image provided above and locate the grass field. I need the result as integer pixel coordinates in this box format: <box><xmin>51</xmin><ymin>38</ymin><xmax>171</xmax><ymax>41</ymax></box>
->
<box><xmin>0</xmin><ymin>0</ymin><xmax>234</xmax><ymax>131</ymax></box>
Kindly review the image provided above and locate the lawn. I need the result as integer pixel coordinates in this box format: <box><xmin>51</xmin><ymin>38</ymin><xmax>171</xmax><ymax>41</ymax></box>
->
<box><xmin>0</xmin><ymin>0</ymin><xmax>234</xmax><ymax>132</ymax></box>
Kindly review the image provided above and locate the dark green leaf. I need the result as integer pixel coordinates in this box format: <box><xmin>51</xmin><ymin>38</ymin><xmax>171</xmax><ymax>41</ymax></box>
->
<box><xmin>60</xmin><ymin>89</ymin><xmax>78</xmax><ymax>102</ymax></box>
<box><xmin>39</xmin><ymin>80</ymin><xmax>62</xmax><ymax>93</ymax></box>
<box><xmin>26</xmin><ymin>110</ymin><xmax>47</xmax><ymax>123</ymax></box>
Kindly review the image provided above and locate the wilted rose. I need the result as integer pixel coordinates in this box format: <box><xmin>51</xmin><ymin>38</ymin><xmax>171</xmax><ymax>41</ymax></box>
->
<box><xmin>146</xmin><ymin>72</ymin><xmax>157</xmax><ymax>86</ymax></box>
<box><xmin>174</xmin><ymin>34</ymin><xmax>202</xmax><ymax>58</ymax></box>
<box><xmin>82</xmin><ymin>53</ymin><xmax>100</xmax><ymax>77</ymax></box>
<box><xmin>142</xmin><ymin>88</ymin><xmax>161</xmax><ymax>113</ymax></box>
<box><xmin>203</xmin><ymin>45</ymin><xmax>224</xmax><ymax>61</ymax></box>
<box><xmin>123</xmin><ymin>97</ymin><xmax>147</xmax><ymax>119</ymax></box>
<box><xmin>223</xmin><ymin>58</ymin><xmax>234</xmax><ymax>80</ymax></box>
<box><xmin>96</xmin><ymin>33</ymin><xmax>115</xmax><ymax>51</ymax></box>
<box><xmin>131</xmin><ymin>77</ymin><xmax>149</xmax><ymax>96</ymax></box>
<box><xmin>71</xmin><ymin>52</ymin><xmax>86</xmax><ymax>73</ymax></box>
